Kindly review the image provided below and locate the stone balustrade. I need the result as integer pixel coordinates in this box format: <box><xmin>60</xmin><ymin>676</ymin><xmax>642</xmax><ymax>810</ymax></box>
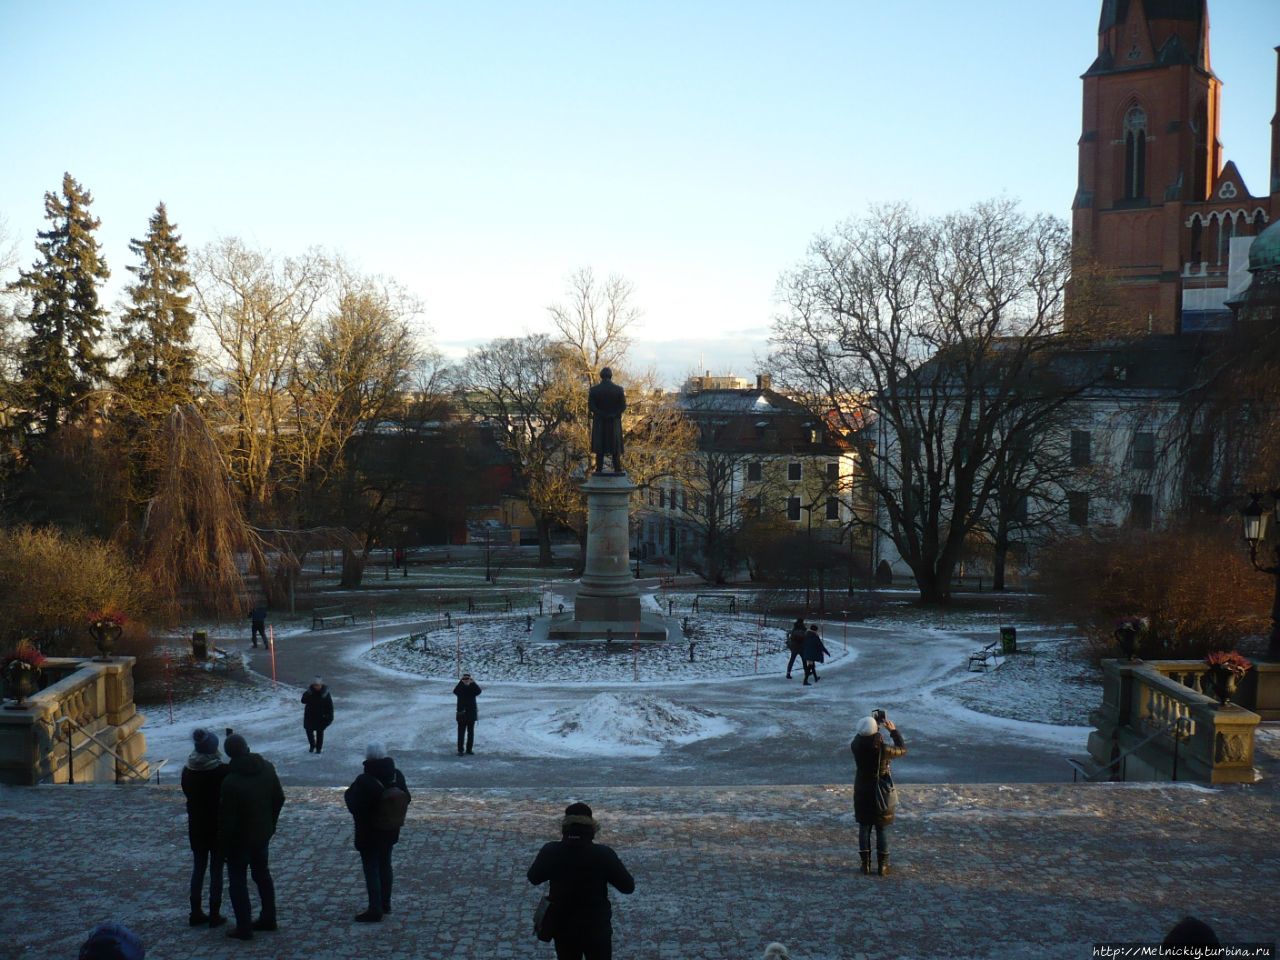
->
<box><xmin>1086</xmin><ymin>659</ymin><xmax>1261</xmax><ymax>783</ymax></box>
<box><xmin>0</xmin><ymin>657</ymin><xmax>149</xmax><ymax>785</ymax></box>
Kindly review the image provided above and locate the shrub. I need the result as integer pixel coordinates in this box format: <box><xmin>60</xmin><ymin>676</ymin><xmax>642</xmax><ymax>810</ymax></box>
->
<box><xmin>0</xmin><ymin>526</ymin><xmax>155</xmax><ymax>657</ymax></box>
<box><xmin>1037</xmin><ymin>524</ymin><xmax>1270</xmax><ymax>660</ymax></box>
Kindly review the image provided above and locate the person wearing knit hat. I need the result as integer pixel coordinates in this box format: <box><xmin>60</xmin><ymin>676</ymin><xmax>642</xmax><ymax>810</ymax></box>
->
<box><xmin>301</xmin><ymin>677</ymin><xmax>334</xmax><ymax>754</ymax></box>
<box><xmin>851</xmin><ymin>711</ymin><xmax>907</xmax><ymax>877</ymax></box>
<box><xmin>528</xmin><ymin>801</ymin><xmax>634</xmax><ymax>957</ymax></box>
<box><xmin>78</xmin><ymin>922</ymin><xmax>145</xmax><ymax>960</ymax></box>
<box><xmin>182</xmin><ymin>728</ymin><xmax>229</xmax><ymax>927</ymax></box>
<box><xmin>1162</xmin><ymin>916</ymin><xmax>1220</xmax><ymax>947</ymax></box>
<box><xmin>344</xmin><ymin>741</ymin><xmax>412</xmax><ymax>922</ymax></box>
<box><xmin>218</xmin><ymin>733</ymin><xmax>286</xmax><ymax>940</ymax></box>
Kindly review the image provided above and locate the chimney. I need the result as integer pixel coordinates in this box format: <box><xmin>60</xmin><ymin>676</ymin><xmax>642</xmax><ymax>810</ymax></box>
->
<box><xmin>756</xmin><ymin>374</ymin><xmax>772</xmax><ymax>391</ymax></box>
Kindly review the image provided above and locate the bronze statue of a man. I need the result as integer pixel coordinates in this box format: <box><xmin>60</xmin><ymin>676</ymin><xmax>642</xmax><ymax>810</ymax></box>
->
<box><xmin>588</xmin><ymin>367</ymin><xmax>626</xmax><ymax>473</ymax></box>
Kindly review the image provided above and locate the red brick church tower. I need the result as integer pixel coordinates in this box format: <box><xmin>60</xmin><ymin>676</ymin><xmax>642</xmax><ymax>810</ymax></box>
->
<box><xmin>1071</xmin><ymin>0</ymin><xmax>1280</xmax><ymax>333</ymax></box>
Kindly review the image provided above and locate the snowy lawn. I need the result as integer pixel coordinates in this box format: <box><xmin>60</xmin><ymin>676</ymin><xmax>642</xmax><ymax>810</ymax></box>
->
<box><xmin>366</xmin><ymin>613</ymin><xmax>854</xmax><ymax>683</ymax></box>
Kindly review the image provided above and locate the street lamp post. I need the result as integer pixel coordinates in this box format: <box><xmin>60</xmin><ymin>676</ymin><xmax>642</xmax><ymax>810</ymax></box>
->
<box><xmin>1241</xmin><ymin>491</ymin><xmax>1280</xmax><ymax>660</ymax></box>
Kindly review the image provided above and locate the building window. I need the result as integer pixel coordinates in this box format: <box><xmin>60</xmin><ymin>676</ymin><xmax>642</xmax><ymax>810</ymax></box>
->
<box><xmin>1070</xmin><ymin>430</ymin><xmax>1091</xmax><ymax>467</ymax></box>
<box><xmin>1123</xmin><ymin>106</ymin><xmax>1147</xmax><ymax>200</ymax></box>
<box><xmin>826</xmin><ymin>498</ymin><xmax>840</xmax><ymax>521</ymax></box>
<box><xmin>648</xmin><ymin>489</ymin><xmax>655</xmax><ymax>507</ymax></box>
<box><xmin>787</xmin><ymin>497</ymin><xmax>801</xmax><ymax>522</ymax></box>
<box><xmin>747</xmin><ymin>461</ymin><xmax>762</xmax><ymax>482</ymax></box>
<box><xmin>1129</xmin><ymin>493</ymin><xmax>1153</xmax><ymax>530</ymax></box>
<box><xmin>788</xmin><ymin>462</ymin><xmax>802</xmax><ymax>482</ymax></box>
<box><xmin>1187</xmin><ymin>433</ymin><xmax>1212</xmax><ymax>482</ymax></box>
<box><xmin>659</xmin><ymin>489</ymin><xmax>666</xmax><ymax>508</ymax></box>
<box><xmin>1133</xmin><ymin>432</ymin><xmax>1155</xmax><ymax>470</ymax></box>
<box><xmin>827</xmin><ymin>462</ymin><xmax>839</xmax><ymax>482</ymax></box>
<box><xmin>1067</xmin><ymin>492</ymin><xmax>1089</xmax><ymax>526</ymax></box>
<box><xmin>1014</xmin><ymin>495</ymin><xmax>1029</xmax><ymax>523</ymax></box>
<box><xmin>680</xmin><ymin>489</ymin><xmax>687</xmax><ymax>511</ymax></box>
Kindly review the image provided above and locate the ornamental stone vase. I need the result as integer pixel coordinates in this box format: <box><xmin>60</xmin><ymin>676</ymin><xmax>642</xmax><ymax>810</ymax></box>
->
<box><xmin>3</xmin><ymin>667</ymin><xmax>37</xmax><ymax>708</ymax></box>
<box><xmin>1207</xmin><ymin>665</ymin><xmax>1239</xmax><ymax>706</ymax></box>
<box><xmin>1115</xmin><ymin>626</ymin><xmax>1139</xmax><ymax>661</ymax></box>
<box><xmin>89</xmin><ymin>621</ymin><xmax>123</xmax><ymax>660</ymax></box>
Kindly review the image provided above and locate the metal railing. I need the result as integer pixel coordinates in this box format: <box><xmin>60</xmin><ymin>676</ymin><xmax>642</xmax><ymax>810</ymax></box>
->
<box><xmin>1067</xmin><ymin>715</ymin><xmax>1190</xmax><ymax>783</ymax></box>
<box><xmin>53</xmin><ymin>716</ymin><xmax>165</xmax><ymax>785</ymax></box>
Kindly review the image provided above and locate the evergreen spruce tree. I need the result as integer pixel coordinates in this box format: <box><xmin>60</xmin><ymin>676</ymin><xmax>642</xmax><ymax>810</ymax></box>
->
<box><xmin>8</xmin><ymin>172</ymin><xmax>110</xmax><ymax>434</ymax></box>
<box><xmin>115</xmin><ymin>202</ymin><xmax>197</xmax><ymax>415</ymax></box>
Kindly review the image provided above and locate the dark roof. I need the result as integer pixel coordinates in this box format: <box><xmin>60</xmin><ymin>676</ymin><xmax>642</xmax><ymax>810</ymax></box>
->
<box><xmin>1048</xmin><ymin>334</ymin><xmax>1221</xmax><ymax>395</ymax></box>
<box><xmin>1099</xmin><ymin>0</ymin><xmax>1205</xmax><ymax>33</ymax></box>
<box><xmin>677</xmin><ymin>388</ymin><xmax>845</xmax><ymax>455</ymax></box>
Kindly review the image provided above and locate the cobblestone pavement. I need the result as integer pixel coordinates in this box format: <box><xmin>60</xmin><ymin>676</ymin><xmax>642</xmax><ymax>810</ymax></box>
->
<box><xmin>6</xmin><ymin>772</ymin><xmax>1277</xmax><ymax>959</ymax></box>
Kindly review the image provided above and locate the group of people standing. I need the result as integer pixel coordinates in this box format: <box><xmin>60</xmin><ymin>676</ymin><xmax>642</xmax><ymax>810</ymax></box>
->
<box><xmin>785</xmin><ymin>617</ymin><xmax>831</xmax><ymax>684</ymax></box>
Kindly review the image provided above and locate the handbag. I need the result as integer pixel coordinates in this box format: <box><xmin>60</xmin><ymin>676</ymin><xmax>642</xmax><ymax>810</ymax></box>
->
<box><xmin>533</xmin><ymin>894</ymin><xmax>555</xmax><ymax>942</ymax></box>
<box><xmin>874</xmin><ymin>740</ymin><xmax>897</xmax><ymax>815</ymax></box>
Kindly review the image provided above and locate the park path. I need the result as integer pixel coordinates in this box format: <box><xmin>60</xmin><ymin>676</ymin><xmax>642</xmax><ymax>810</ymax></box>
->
<box><xmin>150</xmin><ymin>592</ymin><xmax>1092</xmax><ymax>789</ymax></box>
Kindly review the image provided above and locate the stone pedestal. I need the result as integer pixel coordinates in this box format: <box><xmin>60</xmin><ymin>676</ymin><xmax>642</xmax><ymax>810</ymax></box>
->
<box><xmin>547</xmin><ymin>472</ymin><xmax>668</xmax><ymax>642</ymax></box>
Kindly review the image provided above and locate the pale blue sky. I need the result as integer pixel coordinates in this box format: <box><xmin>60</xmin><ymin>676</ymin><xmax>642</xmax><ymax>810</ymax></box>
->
<box><xmin>1</xmin><ymin>1</ymin><xmax>1276</xmax><ymax>384</ymax></box>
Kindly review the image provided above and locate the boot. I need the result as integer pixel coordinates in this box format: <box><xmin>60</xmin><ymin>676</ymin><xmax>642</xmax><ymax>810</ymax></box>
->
<box><xmin>859</xmin><ymin>850</ymin><xmax>871</xmax><ymax>875</ymax></box>
<box><xmin>877</xmin><ymin>852</ymin><xmax>890</xmax><ymax>876</ymax></box>
<box><xmin>208</xmin><ymin>913</ymin><xmax>227</xmax><ymax>928</ymax></box>
<box><xmin>189</xmin><ymin>909</ymin><xmax>209</xmax><ymax>926</ymax></box>
<box><xmin>354</xmin><ymin>909</ymin><xmax>383</xmax><ymax>923</ymax></box>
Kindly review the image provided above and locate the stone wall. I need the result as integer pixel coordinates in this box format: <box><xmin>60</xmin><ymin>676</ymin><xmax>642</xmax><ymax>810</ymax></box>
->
<box><xmin>0</xmin><ymin>657</ymin><xmax>149</xmax><ymax>785</ymax></box>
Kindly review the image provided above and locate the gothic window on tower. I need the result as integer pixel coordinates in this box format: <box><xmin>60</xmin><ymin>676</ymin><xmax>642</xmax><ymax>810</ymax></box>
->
<box><xmin>1192</xmin><ymin>101</ymin><xmax>1208</xmax><ymax>200</ymax></box>
<box><xmin>1123</xmin><ymin>106</ymin><xmax>1147</xmax><ymax>201</ymax></box>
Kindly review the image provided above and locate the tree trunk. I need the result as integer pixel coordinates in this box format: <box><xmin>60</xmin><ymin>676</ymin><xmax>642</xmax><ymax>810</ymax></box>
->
<box><xmin>536</xmin><ymin>514</ymin><xmax>553</xmax><ymax>566</ymax></box>
<box><xmin>992</xmin><ymin>538</ymin><xmax>1008</xmax><ymax>592</ymax></box>
<box><xmin>340</xmin><ymin>547</ymin><xmax>366</xmax><ymax>588</ymax></box>
<box><xmin>913</xmin><ymin>565</ymin><xmax>951</xmax><ymax>605</ymax></box>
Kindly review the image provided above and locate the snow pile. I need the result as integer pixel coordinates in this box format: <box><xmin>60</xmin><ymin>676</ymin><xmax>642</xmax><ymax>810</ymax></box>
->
<box><xmin>523</xmin><ymin>692</ymin><xmax>734</xmax><ymax>757</ymax></box>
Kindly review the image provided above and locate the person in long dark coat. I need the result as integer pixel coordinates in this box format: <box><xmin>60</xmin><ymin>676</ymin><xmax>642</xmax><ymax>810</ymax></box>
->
<box><xmin>181</xmin><ymin>728</ymin><xmax>229</xmax><ymax>927</ymax></box>
<box><xmin>785</xmin><ymin>618</ymin><xmax>806</xmax><ymax>679</ymax></box>
<box><xmin>218</xmin><ymin>734</ymin><xmax>285</xmax><ymax>940</ymax></box>
<box><xmin>851</xmin><ymin>714</ymin><xmax>907</xmax><ymax>876</ymax></box>
<box><xmin>344</xmin><ymin>741</ymin><xmax>411</xmax><ymax>922</ymax></box>
<box><xmin>801</xmin><ymin>624</ymin><xmax>830</xmax><ymax>685</ymax></box>
<box><xmin>527</xmin><ymin>802</ymin><xmax>635</xmax><ymax>960</ymax></box>
<box><xmin>301</xmin><ymin>677</ymin><xmax>334</xmax><ymax>754</ymax></box>
<box><xmin>453</xmin><ymin>673</ymin><xmax>482</xmax><ymax>755</ymax></box>
<box><xmin>587</xmin><ymin>368</ymin><xmax>626</xmax><ymax>473</ymax></box>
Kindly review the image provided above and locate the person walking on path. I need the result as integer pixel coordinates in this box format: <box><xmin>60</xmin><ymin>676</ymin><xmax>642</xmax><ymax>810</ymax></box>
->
<box><xmin>851</xmin><ymin>713</ymin><xmax>907</xmax><ymax>876</ymax></box>
<box><xmin>453</xmin><ymin>673</ymin><xmax>481</xmax><ymax>755</ymax></box>
<box><xmin>181</xmin><ymin>728</ymin><xmax>229</xmax><ymax>928</ymax></box>
<box><xmin>218</xmin><ymin>734</ymin><xmax>285</xmax><ymax>941</ymax></box>
<box><xmin>527</xmin><ymin>801</ymin><xmax>635</xmax><ymax>960</ymax></box>
<box><xmin>301</xmin><ymin>677</ymin><xmax>334</xmax><ymax>754</ymax></box>
<box><xmin>343</xmin><ymin>741</ymin><xmax>411</xmax><ymax>923</ymax></box>
<box><xmin>785</xmin><ymin>618</ymin><xmax>806</xmax><ymax>679</ymax></box>
<box><xmin>248</xmin><ymin>605</ymin><xmax>268</xmax><ymax>649</ymax></box>
<box><xmin>801</xmin><ymin>624</ymin><xmax>830</xmax><ymax>685</ymax></box>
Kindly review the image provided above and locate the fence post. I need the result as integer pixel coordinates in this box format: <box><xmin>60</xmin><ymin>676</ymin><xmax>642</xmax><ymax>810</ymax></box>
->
<box><xmin>268</xmin><ymin>626</ymin><xmax>278</xmax><ymax>690</ymax></box>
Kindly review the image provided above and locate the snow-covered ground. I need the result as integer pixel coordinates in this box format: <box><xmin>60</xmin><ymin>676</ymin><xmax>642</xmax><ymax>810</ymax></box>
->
<box><xmin>367</xmin><ymin>613</ymin><xmax>853</xmax><ymax>683</ymax></box>
<box><xmin>139</xmin><ymin>595</ymin><xmax>1101</xmax><ymax>788</ymax></box>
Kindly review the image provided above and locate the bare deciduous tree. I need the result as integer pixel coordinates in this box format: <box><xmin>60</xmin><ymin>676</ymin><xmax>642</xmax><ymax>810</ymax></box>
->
<box><xmin>771</xmin><ymin>199</ymin><xmax>1113</xmax><ymax>604</ymax></box>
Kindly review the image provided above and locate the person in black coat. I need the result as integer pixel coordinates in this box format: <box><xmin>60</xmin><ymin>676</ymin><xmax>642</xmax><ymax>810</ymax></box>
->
<box><xmin>218</xmin><ymin>734</ymin><xmax>285</xmax><ymax>940</ymax></box>
<box><xmin>181</xmin><ymin>728</ymin><xmax>229</xmax><ymax>927</ymax></box>
<box><xmin>453</xmin><ymin>673</ymin><xmax>481</xmax><ymax>755</ymax></box>
<box><xmin>301</xmin><ymin>677</ymin><xmax>334</xmax><ymax>753</ymax></box>
<box><xmin>785</xmin><ymin>618</ymin><xmax>806</xmax><ymax>679</ymax></box>
<box><xmin>851</xmin><ymin>714</ymin><xmax>907</xmax><ymax>876</ymax></box>
<box><xmin>527</xmin><ymin>802</ymin><xmax>635</xmax><ymax>960</ymax></box>
<box><xmin>801</xmin><ymin>624</ymin><xmax>830</xmax><ymax>685</ymax></box>
<box><xmin>344</xmin><ymin>742</ymin><xmax>411</xmax><ymax>922</ymax></box>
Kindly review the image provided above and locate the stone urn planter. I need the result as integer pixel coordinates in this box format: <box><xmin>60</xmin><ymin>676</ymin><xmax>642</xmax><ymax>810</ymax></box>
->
<box><xmin>88</xmin><ymin>611</ymin><xmax>126</xmax><ymax>661</ymax></box>
<box><xmin>1114</xmin><ymin>617</ymin><xmax>1146</xmax><ymax>661</ymax></box>
<box><xmin>2</xmin><ymin>641</ymin><xmax>46</xmax><ymax>709</ymax></box>
<box><xmin>1204</xmin><ymin>650</ymin><xmax>1252</xmax><ymax>707</ymax></box>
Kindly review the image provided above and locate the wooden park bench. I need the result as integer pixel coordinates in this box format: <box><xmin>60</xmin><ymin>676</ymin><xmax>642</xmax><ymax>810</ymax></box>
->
<box><xmin>659</xmin><ymin>576</ymin><xmax>676</xmax><ymax>589</ymax></box>
<box><xmin>312</xmin><ymin>604</ymin><xmax>356</xmax><ymax>629</ymax></box>
<box><xmin>967</xmin><ymin>639</ymin><xmax>1001</xmax><ymax>672</ymax></box>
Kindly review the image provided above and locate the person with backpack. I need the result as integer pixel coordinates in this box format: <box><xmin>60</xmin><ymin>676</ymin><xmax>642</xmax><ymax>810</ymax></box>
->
<box><xmin>343</xmin><ymin>741</ymin><xmax>411</xmax><ymax>923</ymax></box>
<box><xmin>785</xmin><ymin>618</ymin><xmax>806</xmax><ymax>679</ymax></box>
